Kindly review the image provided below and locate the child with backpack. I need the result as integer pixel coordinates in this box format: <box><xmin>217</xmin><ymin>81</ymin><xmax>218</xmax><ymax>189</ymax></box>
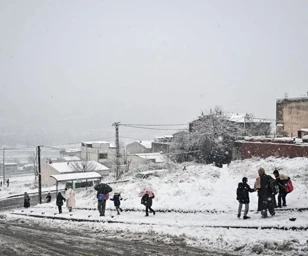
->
<box><xmin>236</xmin><ymin>177</ymin><xmax>255</xmax><ymax>219</ymax></box>
<box><xmin>110</xmin><ymin>192</ymin><xmax>123</xmax><ymax>215</ymax></box>
<box><xmin>97</xmin><ymin>192</ymin><xmax>109</xmax><ymax>216</ymax></box>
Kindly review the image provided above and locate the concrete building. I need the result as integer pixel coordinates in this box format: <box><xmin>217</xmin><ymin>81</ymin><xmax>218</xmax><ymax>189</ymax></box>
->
<box><xmin>0</xmin><ymin>163</ymin><xmax>18</xmax><ymax>173</ymax></box>
<box><xmin>127</xmin><ymin>152</ymin><xmax>166</xmax><ymax>169</ymax></box>
<box><xmin>41</xmin><ymin>160</ymin><xmax>109</xmax><ymax>186</ymax></box>
<box><xmin>125</xmin><ymin>141</ymin><xmax>153</xmax><ymax>154</ymax></box>
<box><xmin>80</xmin><ymin>141</ymin><xmax>116</xmax><ymax>163</ymax></box>
<box><xmin>276</xmin><ymin>97</ymin><xmax>308</xmax><ymax>137</ymax></box>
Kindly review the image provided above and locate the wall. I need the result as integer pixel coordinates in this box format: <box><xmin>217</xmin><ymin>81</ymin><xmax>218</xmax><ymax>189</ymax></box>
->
<box><xmin>126</xmin><ymin>142</ymin><xmax>150</xmax><ymax>154</ymax></box>
<box><xmin>276</xmin><ymin>98</ymin><xmax>308</xmax><ymax>137</ymax></box>
<box><xmin>234</xmin><ymin>141</ymin><xmax>308</xmax><ymax>160</ymax></box>
<box><xmin>152</xmin><ymin>142</ymin><xmax>169</xmax><ymax>154</ymax></box>
<box><xmin>41</xmin><ymin>163</ymin><xmax>59</xmax><ymax>187</ymax></box>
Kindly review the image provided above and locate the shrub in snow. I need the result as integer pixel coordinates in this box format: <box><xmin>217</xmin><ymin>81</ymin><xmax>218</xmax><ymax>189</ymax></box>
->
<box><xmin>170</xmin><ymin>107</ymin><xmax>243</xmax><ymax>165</ymax></box>
<box><xmin>251</xmin><ymin>243</ymin><xmax>264</xmax><ymax>254</ymax></box>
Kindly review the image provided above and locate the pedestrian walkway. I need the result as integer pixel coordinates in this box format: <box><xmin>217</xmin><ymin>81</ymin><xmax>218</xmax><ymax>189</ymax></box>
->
<box><xmin>10</xmin><ymin>206</ymin><xmax>308</xmax><ymax>231</ymax></box>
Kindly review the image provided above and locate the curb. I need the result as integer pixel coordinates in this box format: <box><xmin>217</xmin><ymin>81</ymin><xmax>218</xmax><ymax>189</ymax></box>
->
<box><xmin>10</xmin><ymin>213</ymin><xmax>308</xmax><ymax>231</ymax></box>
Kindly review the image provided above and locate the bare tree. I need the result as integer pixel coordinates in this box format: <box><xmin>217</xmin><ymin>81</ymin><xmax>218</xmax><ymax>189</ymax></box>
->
<box><xmin>171</xmin><ymin>107</ymin><xmax>244</xmax><ymax>166</ymax></box>
<box><xmin>28</xmin><ymin>152</ymin><xmax>38</xmax><ymax>181</ymax></box>
<box><xmin>68</xmin><ymin>161</ymin><xmax>97</xmax><ymax>172</ymax></box>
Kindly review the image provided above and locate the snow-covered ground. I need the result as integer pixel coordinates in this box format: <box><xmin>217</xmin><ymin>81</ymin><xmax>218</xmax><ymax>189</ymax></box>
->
<box><xmin>0</xmin><ymin>174</ymin><xmax>64</xmax><ymax>200</ymax></box>
<box><xmin>4</xmin><ymin>157</ymin><xmax>308</xmax><ymax>255</ymax></box>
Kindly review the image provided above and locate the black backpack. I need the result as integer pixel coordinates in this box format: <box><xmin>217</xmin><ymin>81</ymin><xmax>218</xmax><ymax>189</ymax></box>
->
<box><xmin>266</xmin><ymin>175</ymin><xmax>279</xmax><ymax>195</ymax></box>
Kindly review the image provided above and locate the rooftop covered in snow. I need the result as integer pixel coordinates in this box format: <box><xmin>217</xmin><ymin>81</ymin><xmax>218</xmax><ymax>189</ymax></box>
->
<box><xmin>50</xmin><ymin>172</ymin><xmax>102</xmax><ymax>182</ymax></box>
<box><xmin>50</xmin><ymin>161</ymin><xmax>109</xmax><ymax>173</ymax></box>
<box><xmin>136</xmin><ymin>153</ymin><xmax>165</xmax><ymax>163</ymax></box>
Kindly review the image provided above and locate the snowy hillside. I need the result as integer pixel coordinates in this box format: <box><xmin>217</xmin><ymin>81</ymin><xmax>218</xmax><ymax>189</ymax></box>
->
<box><xmin>70</xmin><ymin>157</ymin><xmax>308</xmax><ymax>212</ymax></box>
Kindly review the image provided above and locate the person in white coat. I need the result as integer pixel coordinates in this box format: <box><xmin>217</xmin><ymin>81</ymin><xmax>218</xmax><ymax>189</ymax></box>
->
<box><xmin>65</xmin><ymin>187</ymin><xmax>76</xmax><ymax>212</ymax></box>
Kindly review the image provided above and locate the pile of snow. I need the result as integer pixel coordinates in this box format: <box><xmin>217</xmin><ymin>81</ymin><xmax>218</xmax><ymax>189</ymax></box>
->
<box><xmin>39</xmin><ymin>157</ymin><xmax>308</xmax><ymax>213</ymax></box>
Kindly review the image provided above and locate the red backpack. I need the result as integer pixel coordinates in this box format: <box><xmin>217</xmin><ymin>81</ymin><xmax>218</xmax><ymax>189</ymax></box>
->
<box><xmin>285</xmin><ymin>179</ymin><xmax>293</xmax><ymax>193</ymax></box>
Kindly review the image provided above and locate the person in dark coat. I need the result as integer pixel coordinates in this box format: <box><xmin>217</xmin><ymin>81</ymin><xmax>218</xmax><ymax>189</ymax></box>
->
<box><xmin>258</xmin><ymin>168</ymin><xmax>276</xmax><ymax>218</ymax></box>
<box><xmin>56</xmin><ymin>192</ymin><xmax>66</xmax><ymax>214</ymax></box>
<box><xmin>110</xmin><ymin>192</ymin><xmax>123</xmax><ymax>215</ymax></box>
<box><xmin>273</xmin><ymin>170</ymin><xmax>289</xmax><ymax>207</ymax></box>
<box><xmin>46</xmin><ymin>193</ymin><xmax>51</xmax><ymax>203</ymax></box>
<box><xmin>236</xmin><ymin>177</ymin><xmax>255</xmax><ymax>219</ymax></box>
<box><xmin>24</xmin><ymin>192</ymin><xmax>30</xmax><ymax>208</ymax></box>
<box><xmin>97</xmin><ymin>192</ymin><xmax>109</xmax><ymax>217</ymax></box>
<box><xmin>141</xmin><ymin>189</ymin><xmax>155</xmax><ymax>217</ymax></box>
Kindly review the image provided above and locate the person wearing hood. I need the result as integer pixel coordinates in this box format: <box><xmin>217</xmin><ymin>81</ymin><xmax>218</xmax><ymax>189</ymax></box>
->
<box><xmin>273</xmin><ymin>169</ymin><xmax>290</xmax><ymax>207</ymax></box>
<box><xmin>141</xmin><ymin>189</ymin><xmax>155</xmax><ymax>217</ymax></box>
<box><xmin>236</xmin><ymin>177</ymin><xmax>255</xmax><ymax>219</ymax></box>
<box><xmin>56</xmin><ymin>192</ymin><xmax>66</xmax><ymax>214</ymax></box>
<box><xmin>110</xmin><ymin>192</ymin><xmax>123</xmax><ymax>215</ymax></box>
<box><xmin>258</xmin><ymin>168</ymin><xmax>276</xmax><ymax>218</ymax></box>
<box><xmin>24</xmin><ymin>192</ymin><xmax>30</xmax><ymax>208</ymax></box>
<box><xmin>65</xmin><ymin>187</ymin><xmax>76</xmax><ymax>212</ymax></box>
<box><xmin>46</xmin><ymin>192</ymin><xmax>51</xmax><ymax>203</ymax></box>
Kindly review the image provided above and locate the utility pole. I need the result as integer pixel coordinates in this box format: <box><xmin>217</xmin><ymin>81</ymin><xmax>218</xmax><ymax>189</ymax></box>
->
<box><xmin>189</xmin><ymin>122</ymin><xmax>192</xmax><ymax>132</ymax></box>
<box><xmin>112</xmin><ymin>122</ymin><xmax>120</xmax><ymax>179</ymax></box>
<box><xmin>37</xmin><ymin>146</ymin><xmax>42</xmax><ymax>204</ymax></box>
<box><xmin>2</xmin><ymin>148</ymin><xmax>5</xmax><ymax>185</ymax></box>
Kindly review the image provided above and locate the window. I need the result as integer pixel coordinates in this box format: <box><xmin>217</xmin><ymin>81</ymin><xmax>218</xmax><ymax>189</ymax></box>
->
<box><xmin>99</xmin><ymin>153</ymin><xmax>108</xmax><ymax>159</ymax></box>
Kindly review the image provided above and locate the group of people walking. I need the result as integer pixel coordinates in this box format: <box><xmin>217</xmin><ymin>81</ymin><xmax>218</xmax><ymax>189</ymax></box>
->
<box><xmin>237</xmin><ymin>168</ymin><xmax>292</xmax><ymax>219</ymax></box>
<box><xmin>51</xmin><ymin>185</ymin><xmax>156</xmax><ymax>217</ymax></box>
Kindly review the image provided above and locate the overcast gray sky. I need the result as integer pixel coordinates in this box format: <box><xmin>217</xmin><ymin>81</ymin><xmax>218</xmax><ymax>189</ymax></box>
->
<box><xmin>0</xmin><ymin>0</ymin><xmax>307</xmax><ymax>146</ymax></box>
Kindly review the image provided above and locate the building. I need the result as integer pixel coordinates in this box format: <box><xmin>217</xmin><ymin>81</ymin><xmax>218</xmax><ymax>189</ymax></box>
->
<box><xmin>60</xmin><ymin>148</ymin><xmax>81</xmax><ymax>158</ymax></box>
<box><xmin>80</xmin><ymin>141</ymin><xmax>116</xmax><ymax>163</ymax></box>
<box><xmin>276</xmin><ymin>97</ymin><xmax>308</xmax><ymax>137</ymax></box>
<box><xmin>0</xmin><ymin>163</ymin><xmax>18</xmax><ymax>173</ymax></box>
<box><xmin>191</xmin><ymin>112</ymin><xmax>272</xmax><ymax>136</ymax></box>
<box><xmin>125</xmin><ymin>141</ymin><xmax>153</xmax><ymax>154</ymax></box>
<box><xmin>41</xmin><ymin>160</ymin><xmax>109</xmax><ymax>186</ymax></box>
<box><xmin>154</xmin><ymin>135</ymin><xmax>173</xmax><ymax>143</ymax></box>
<box><xmin>127</xmin><ymin>152</ymin><xmax>166</xmax><ymax>169</ymax></box>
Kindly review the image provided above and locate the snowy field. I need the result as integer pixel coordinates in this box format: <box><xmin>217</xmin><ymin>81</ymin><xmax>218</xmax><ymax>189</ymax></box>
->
<box><xmin>4</xmin><ymin>157</ymin><xmax>308</xmax><ymax>255</ymax></box>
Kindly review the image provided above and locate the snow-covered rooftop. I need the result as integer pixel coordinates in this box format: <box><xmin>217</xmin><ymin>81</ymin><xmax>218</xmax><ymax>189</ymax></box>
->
<box><xmin>136</xmin><ymin>153</ymin><xmax>165</xmax><ymax>163</ymax></box>
<box><xmin>299</xmin><ymin>128</ymin><xmax>308</xmax><ymax>132</ymax></box>
<box><xmin>62</xmin><ymin>156</ymin><xmax>80</xmax><ymax>162</ymax></box>
<box><xmin>277</xmin><ymin>97</ymin><xmax>308</xmax><ymax>103</ymax></box>
<box><xmin>139</xmin><ymin>140</ymin><xmax>153</xmax><ymax>149</ymax></box>
<box><xmin>50</xmin><ymin>172</ymin><xmax>102</xmax><ymax>182</ymax></box>
<box><xmin>50</xmin><ymin>161</ymin><xmax>109</xmax><ymax>173</ymax></box>
<box><xmin>226</xmin><ymin>113</ymin><xmax>271</xmax><ymax>123</ymax></box>
<box><xmin>82</xmin><ymin>141</ymin><xmax>116</xmax><ymax>148</ymax></box>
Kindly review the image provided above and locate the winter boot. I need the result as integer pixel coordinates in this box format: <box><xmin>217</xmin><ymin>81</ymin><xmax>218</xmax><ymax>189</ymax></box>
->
<box><xmin>243</xmin><ymin>216</ymin><xmax>250</xmax><ymax>220</ymax></box>
<box><xmin>237</xmin><ymin>214</ymin><xmax>240</xmax><ymax>218</ymax></box>
<box><xmin>261</xmin><ymin>210</ymin><xmax>268</xmax><ymax>218</ymax></box>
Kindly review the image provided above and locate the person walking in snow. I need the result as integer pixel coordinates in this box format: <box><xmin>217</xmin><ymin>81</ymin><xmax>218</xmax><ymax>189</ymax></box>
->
<box><xmin>141</xmin><ymin>189</ymin><xmax>155</xmax><ymax>217</ymax></box>
<box><xmin>97</xmin><ymin>192</ymin><xmax>109</xmax><ymax>216</ymax></box>
<box><xmin>56</xmin><ymin>192</ymin><xmax>66</xmax><ymax>214</ymax></box>
<box><xmin>24</xmin><ymin>192</ymin><xmax>30</xmax><ymax>208</ymax></box>
<box><xmin>65</xmin><ymin>187</ymin><xmax>76</xmax><ymax>212</ymax></box>
<box><xmin>273</xmin><ymin>169</ymin><xmax>290</xmax><ymax>207</ymax></box>
<box><xmin>258</xmin><ymin>168</ymin><xmax>276</xmax><ymax>218</ymax></box>
<box><xmin>237</xmin><ymin>177</ymin><xmax>255</xmax><ymax>219</ymax></box>
<box><xmin>6</xmin><ymin>179</ymin><xmax>9</xmax><ymax>187</ymax></box>
<box><xmin>110</xmin><ymin>192</ymin><xmax>123</xmax><ymax>215</ymax></box>
<box><xmin>46</xmin><ymin>192</ymin><xmax>51</xmax><ymax>203</ymax></box>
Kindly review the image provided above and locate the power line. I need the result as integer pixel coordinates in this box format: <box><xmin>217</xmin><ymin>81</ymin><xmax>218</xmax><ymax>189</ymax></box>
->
<box><xmin>121</xmin><ymin>124</ymin><xmax>188</xmax><ymax>131</ymax></box>
<box><xmin>121</xmin><ymin>123</ymin><xmax>188</xmax><ymax>126</ymax></box>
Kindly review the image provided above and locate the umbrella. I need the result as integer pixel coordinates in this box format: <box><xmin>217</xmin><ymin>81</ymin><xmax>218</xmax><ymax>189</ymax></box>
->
<box><xmin>94</xmin><ymin>183</ymin><xmax>112</xmax><ymax>194</ymax></box>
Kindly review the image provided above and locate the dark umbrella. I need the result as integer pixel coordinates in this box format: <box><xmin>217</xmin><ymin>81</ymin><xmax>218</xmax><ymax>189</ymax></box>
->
<box><xmin>94</xmin><ymin>183</ymin><xmax>112</xmax><ymax>194</ymax></box>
